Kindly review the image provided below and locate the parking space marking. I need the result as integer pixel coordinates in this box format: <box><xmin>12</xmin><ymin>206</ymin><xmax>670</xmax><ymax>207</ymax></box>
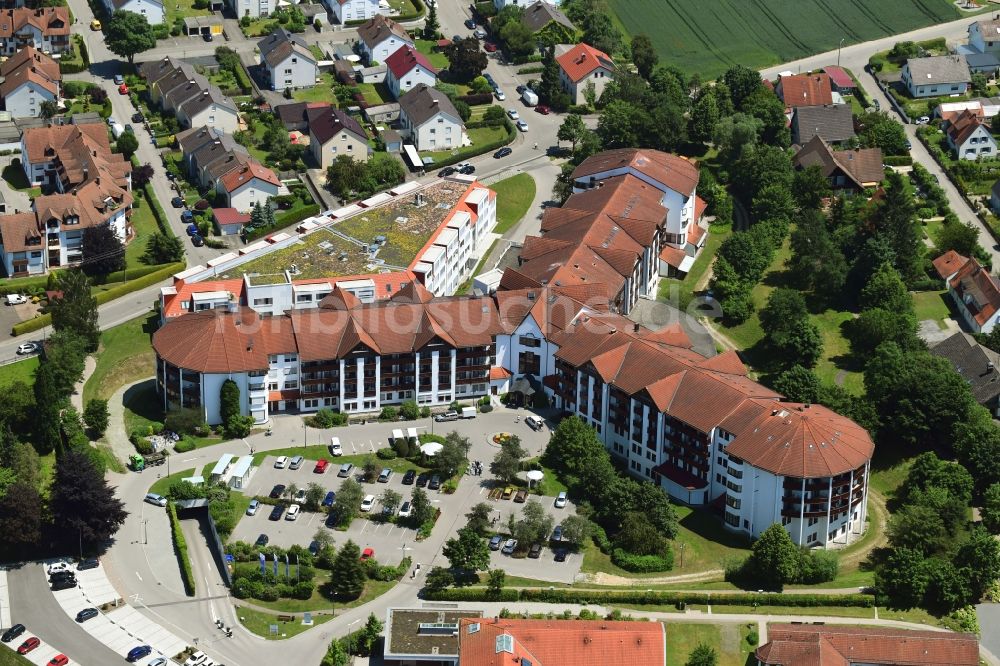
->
<box><xmin>134</xmin><ymin>571</ymin><xmax>142</xmax><ymax>581</ymax></box>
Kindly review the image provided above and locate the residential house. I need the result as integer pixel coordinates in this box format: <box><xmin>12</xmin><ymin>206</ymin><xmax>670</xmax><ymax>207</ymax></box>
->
<box><xmin>216</xmin><ymin>161</ymin><xmax>280</xmax><ymax>213</ymax></box>
<box><xmin>776</xmin><ymin>72</ymin><xmax>833</xmax><ymax>108</ymax></box>
<box><xmin>177</xmin><ymin>88</ymin><xmax>239</xmax><ymax>134</ymax></box>
<box><xmin>0</xmin><ymin>47</ymin><xmax>60</xmax><ymax>119</ymax></box>
<box><xmin>0</xmin><ymin>7</ymin><xmax>70</xmax><ymax>56</ymax></box>
<box><xmin>969</xmin><ymin>17</ymin><xmax>1000</xmax><ymax>54</ymax></box>
<box><xmin>822</xmin><ymin>65</ymin><xmax>855</xmax><ymax>94</ymax></box>
<box><xmin>102</xmin><ymin>0</ymin><xmax>164</xmax><ymax>24</ymax></box>
<box><xmin>326</xmin><ymin>0</ymin><xmax>380</xmax><ymax>25</ymax></box>
<box><xmin>308</xmin><ymin>106</ymin><xmax>370</xmax><ymax>169</ymax></box>
<box><xmin>946</xmin><ymin>109</ymin><xmax>996</xmax><ymax>160</ymax></box>
<box><xmin>936</xmin><ymin>99</ymin><xmax>989</xmax><ymax>123</ymax></box>
<box><xmin>228</xmin><ymin>0</ymin><xmax>270</xmax><ymax>19</ymax></box>
<box><xmin>967</xmin><ymin>51</ymin><xmax>1000</xmax><ymax>76</ymax></box>
<box><xmin>299</xmin><ymin>3</ymin><xmax>327</xmax><ymax>26</ymax></box>
<box><xmin>274</xmin><ymin>101</ymin><xmax>331</xmax><ymax>131</ymax></box>
<box><xmin>757</xmin><ymin>624</ymin><xmax>978</xmax><ymax>666</ymax></box>
<box><xmin>901</xmin><ymin>55</ymin><xmax>970</xmax><ymax>98</ymax></box>
<box><xmin>790</xmin><ymin>104</ymin><xmax>856</xmax><ymax>145</ymax></box>
<box><xmin>493</xmin><ymin>0</ymin><xmax>557</xmax><ymax>11</ymax></box>
<box><xmin>456</xmin><ymin>617</ymin><xmax>666</xmax><ymax>666</ymax></box>
<box><xmin>382</xmin><ymin>609</ymin><xmax>483</xmax><ymax>665</ymax></box>
<box><xmin>384</xmin><ymin>45</ymin><xmax>437</xmax><ymax>99</ymax></box>
<box><xmin>555</xmin><ymin>42</ymin><xmax>615</xmax><ymax>105</ymax></box>
<box><xmin>932</xmin><ymin>332</ymin><xmax>1000</xmax><ymax>417</ymax></box>
<box><xmin>947</xmin><ymin>256</ymin><xmax>1000</xmax><ymax>333</ymax></box>
<box><xmin>138</xmin><ymin>57</ymin><xmax>197</xmax><ymax>105</ymax></box>
<box><xmin>792</xmin><ymin>135</ymin><xmax>884</xmax><ymax>192</ymax></box>
<box><xmin>139</xmin><ymin>58</ymin><xmax>239</xmax><ymax>133</ymax></box>
<box><xmin>397</xmin><ymin>83</ymin><xmax>465</xmax><ymax>151</ymax></box>
<box><xmin>521</xmin><ymin>1</ymin><xmax>576</xmax><ymax>44</ymax></box>
<box><xmin>356</xmin><ymin>15</ymin><xmax>413</xmax><ymax>65</ymax></box>
<box><xmin>932</xmin><ymin>249</ymin><xmax>970</xmax><ymax>283</ymax></box>
<box><xmin>259</xmin><ymin>28</ymin><xmax>318</xmax><ymax>91</ymax></box>
<box><xmin>175</xmin><ymin>125</ymin><xmax>251</xmax><ymax>187</ymax></box>
<box><xmin>3</xmin><ymin>123</ymin><xmax>132</xmax><ymax>275</ymax></box>
<box><xmin>213</xmin><ymin>208</ymin><xmax>250</xmax><ymax>236</ymax></box>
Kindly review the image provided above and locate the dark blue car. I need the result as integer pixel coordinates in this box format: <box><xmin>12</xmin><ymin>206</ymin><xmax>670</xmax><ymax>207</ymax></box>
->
<box><xmin>322</xmin><ymin>491</ymin><xmax>335</xmax><ymax>507</ymax></box>
<box><xmin>181</xmin><ymin>210</ymin><xmax>194</xmax><ymax>223</ymax></box>
<box><xmin>185</xmin><ymin>223</ymin><xmax>198</xmax><ymax>236</ymax></box>
<box><xmin>126</xmin><ymin>645</ymin><xmax>151</xmax><ymax>662</ymax></box>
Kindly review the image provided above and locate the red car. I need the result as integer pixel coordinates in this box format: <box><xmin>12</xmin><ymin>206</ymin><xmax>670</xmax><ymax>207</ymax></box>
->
<box><xmin>484</xmin><ymin>42</ymin><xmax>497</xmax><ymax>53</ymax></box>
<box><xmin>535</xmin><ymin>105</ymin><xmax>551</xmax><ymax>115</ymax></box>
<box><xmin>49</xmin><ymin>655</ymin><xmax>69</xmax><ymax>666</ymax></box>
<box><xmin>17</xmin><ymin>637</ymin><xmax>40</xmax><ymax>655</ymax></box>
<box><xmin>118</xmin><ymin>83</ymin><xmax>128</xmax><ymax>95</ymax></box>
<box><xmin>314</xmin><ymin>459</ymin><xmax>329</xmax><ymax>474</ymax></box>
<box><xmin>361</xmin><ymin>548</ymin><xmax>375</xmax><ymax>560</ymax></box>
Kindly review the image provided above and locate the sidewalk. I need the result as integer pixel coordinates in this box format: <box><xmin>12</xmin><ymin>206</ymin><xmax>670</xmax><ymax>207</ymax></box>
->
<box><xmin>70</xmin><ymin>355</ymin><xmax>98</xmax><ymax>413</ymax></box>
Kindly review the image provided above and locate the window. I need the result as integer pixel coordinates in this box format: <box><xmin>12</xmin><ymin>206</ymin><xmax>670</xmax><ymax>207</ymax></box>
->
<box><xmin>253</xmin><ymin>297</ymin><xmax>273</xmax><ymax>306</ymax></box>
<box><xmin>519</xmin><ymin>336</ymin><xmax>542</xmax><ymax>348</ymax></box>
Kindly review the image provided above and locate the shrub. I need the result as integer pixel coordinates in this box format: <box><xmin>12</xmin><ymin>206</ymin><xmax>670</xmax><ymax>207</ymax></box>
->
<box><xmin>378</xmin><ymin>406</ymin><xmax>397</xmax><ymax>421</ymax></box>
<box><xmin>610</xmin><ymin>548</ymin><xmax>674</xmax><ymax>573</ymax></box>
<box><xmin>174</xmin><ymin>438</ymin><xmax>196</xmax><ymax>453</ymax></box>
<box><xmin>457</xmin><ymin>93</ymin><xmax>493</xmax><ymax>106</ymax></box>
<box><xmin>376</xmin><ymin>448</ymin><xmax>397</xmax><ymax>460</ymax></box>
<box><xmin>167</xmin><ymin>503</ymin><xmax>196</xmax><ymax>596</ymax></box>
<box><xmin>307</xmin><ymin>409</ymin><xmax>348</xmax><ymax>428</ymax></box>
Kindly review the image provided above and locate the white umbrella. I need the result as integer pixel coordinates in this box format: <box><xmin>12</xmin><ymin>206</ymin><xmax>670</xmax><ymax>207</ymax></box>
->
<box><xmin>420</xmin><ymin>442</ymin><xmax>443</xmax><ymax>456</ymax></box>
<box><xmin>526</xmin><ymin>469</ymin><xmax>544</xmax><ymax>487</ymax></box>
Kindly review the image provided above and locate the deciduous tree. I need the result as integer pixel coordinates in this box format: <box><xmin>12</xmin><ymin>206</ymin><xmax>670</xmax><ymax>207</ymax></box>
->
<box><xmin>465</xmin><ymin>502</ymin><xmax>492</xmax><ymax>536</ymax></box>
<box><xmin>444</xmin><ymin>38</ymin><xmax>488</xmax><ymax>82</ymax></box>
<box><xmin>143</xmin><ymin>232</ymin><xmax>184</xmax><ymax>265</ymax></box>
<box><xmin>49</xmin><ymin>450</ymin><xmax>128</xmax><ymax>551</ymax></box>
<box><xmin>105</xmin><ymin>11</ymin><xmax>156</xmax><ymax>64</ymax></box>
<box><xmin>443</xmin><ymin>526</ymin><xmax>490</xmax><ymax>571</ymax></box>
<box><xmin>745</xmin><ymin>524</ymin><xmax>800</xmax><ymax>590</ymax></box>
<box><xmin>83</xmin><ymin>399</ymin><xmax>109</xmax><ymax>439</ymax></box>
<box><xmin>630</xmin><ymin>34</ymin><xmax>657</xmax><ymax>79</ymax></box>
<box><xmin>0</xmin><ymin>482</ymin><xmax>42</xmax><ymax>547</ymax></box>
<box><xmin>50</xmin><ymin>270</ymin><xmax>99</xmax><ymax>351</ymax></box>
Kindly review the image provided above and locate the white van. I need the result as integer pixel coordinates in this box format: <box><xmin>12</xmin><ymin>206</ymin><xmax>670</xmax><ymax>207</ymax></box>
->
<box><xmin>329</xmin><ymin>437</ymin><xmax>342</xmax><ymax>456</ymax></box>
<box><xmin>274</xmin><ymin>456</ymin><xmax>288</xmax><ymax>469</ymax></box>
<box><xmin>461</xmin><ymin>406</ymin><xmax>476</xmax><ymax>419</ymax></box>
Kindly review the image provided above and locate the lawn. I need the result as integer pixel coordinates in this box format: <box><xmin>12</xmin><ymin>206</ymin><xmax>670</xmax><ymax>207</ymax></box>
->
<box><xmin>419</xmin><ymin>126</ymin><xmax>509</xmax><ymax>162</ymax></box>
<box><xmin>606</xmin><ymin>0</ymin><xmax>961</xmax><ymax>79</ymax></box>
<box><xmin>355</xmin><ymin>83</ymin><xmax>391</xmax><ymax>106</ymax></box>
<box><xmin>0</xmin><ymin>648</ymin><xmax>35</xmax><ymax>666</ymax></box>
<box><xmin>249</xmin><ymin>445</ymin><xmax>431</xmax><ymax>475</ymax></box>
<box><xmin>492</xmin><ymin>173</ymin><xmax>536</xmax><ymax>234</ymax></box>
<box><xmin>911</xmin><ymin>289</ymin><xmax>951</xmax><ymax>329</ymax></box>
<box><xmin>165</xmin><ymin>0</ymin><xmax>210</xmax><ymax>32</ymax></box>
<box><xmin>0</xmin><ymin>357</ymin><xmax>38</xmax><ymax>388</ymax></box>
<box><xmin>657</xmin><ymin>222</ymin><xmax>732</xmax><ymax>310</ymax></box>
<box><xmin>235</xmin><ymin>605</ymin><xmax>334</xmax><ymax>639</ymax></box>
<box><xmin>664</xmin><ymin>622</ymin><xmax>754</xmax><ymax>666</ymax></box>
<box><xmin>125</xmin><ymin>193</ymin><xmax>161</xmax><ymax>267</ymax></box>
<box><xmin>292</xmin><ymin>72</ymin><xmax>336</xmax><ymax>104</ymax></box>
<box><xmin>414</xmin><ymin>39</ymin><xmax>450</xmax><ymax>70</ymax></box>
<box><xmin>82</xmin><ymin>312</ymin><xmax>157</xmax><ymax>404</ymax></box>
<box><xmin>232</xmin><ymin>563</ymin><xmax>395</xmax><ymax>614</ymax></box>
<box><xmin>2</xmin><ymin>163</ymin><xmax>41</xmax><ymax>198</ymax></box>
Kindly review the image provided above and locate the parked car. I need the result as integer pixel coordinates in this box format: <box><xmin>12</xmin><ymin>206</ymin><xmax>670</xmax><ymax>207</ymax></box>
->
<box><xmin>285</xmin><ymin>504</ymin><xmax>300</xmax><ymax>520</ymax></box>
<box><xmin>402</xmin><ymin>469</ymin><xmax>416</xmax><ymax>484</ymax></box>
<box><xmin>127</xmin><ymin>645</ymin><xmax>152</xmax><ymax>663</ymax></box>
<box><xmin>269</xmin><ymin>505</ymin><xmax>284</xmax><ymax>521</ymax></box>
<box><xmin>289</xmin><ymin>455</ymin><xmax>304</xmax><ymax>470</ymax></box>
<box><xmin>308</xmin><ymin>540</ymin><xmax>320</xmax><ymax>556</ymax></box>
<box><xmin>552</xmin><ymin>525</ymin><xmax>563</xmax><ymax>542</ymax></box>
<box><xmin>452</xmin><ymin>34</ymin><xmax>462</xmax><ymax>43</ymax></box>
<box><xmin>361</xmin><ymin>547</ymin><xmax>375</xmax><ymax>560</ymax></box>
<box><xmin>203</xmin><ymin>31</ymin><xmax>213</xmax><ymax>41</ymax></box>
<box><xmin>322</xmin><ymin>491</ymin><xmax>335</xmax><ymax>507</ymax></box>
<box><xmin>313</xmin><ymin>458</ymin><xmax>329</xmax><ymax>474</ymax></box>
<box><xmin>269</xmin><ymin>484</ymin><xmax>285</xmax><ymax>499</ymax></box>
<box><xmin>489</xmin><ymin>535</ymin><xmax>503</xmax><ymax>550</ymax></box>
<box><xmin>77</xmin><ymin>558</ymin><xmax>99</xmax><ymax>571</ymax></box>
<box><xmin>149</xmin><ymin>659</ymin><xmax>169</xmax><ymax>666</ymax></box>
<box><xmin>274</xmin><ymin>456</ymin><xmax>289</xmax><ymax>469</ymax></box>
<box><xmin>1</xmin><ymin>625</ymin><xmax>25</xmax><ymax>643</ymax></box>
<box><xmin>429</xmin><ymin>474</ymin><xmax>441</xmax><ymax>490</ymax></box>
<box><xmin>293</xmin><ymin>488</ymin><xmax>307</xmax><ymax>504</ymax></box>
<box><xmin>535</xmin><ymin>104</ymin><xmax>551</xmax><ymax>115</ymax></box>
<box><xmin>514</xmin><ymin>489</ymin><xmax>528</xmax><ymax>503</ymax></box>
<box><xmin>329</xmin><ymin>437</ymin><xmax>342</xmax><ymax>456</ymax></box>
<box><xmin>254</xmin><ymin>534</ymin><xmax>269</xmax><ymax>547</ymax></box>
<box><xmin>458</xmin><ymin>164</ymin><xmax>476</xmax><ymax>175</ymax></box>
<box><xmin>501</xmin><ymin>486</ymin><xmax>514</xmax><ymax>500</ymax></box>
<box><xmin>181</xmin><ymin>210</ymin><xmax>194</xmax><ymax>223</ymax></box>
<box><xmin>185</xmin><ymin>223</ymin><xmax>198</xmax><ymax>236</ymax></box>
<box><xmin>48</xmin><ymin>655</ymin><xmax>68</xmax><ymax>666</ymax></box>
<box><xmin>494</xmin><ymin>147</ymin><xmax>512</xmax><ymax>159</ymax></box>
<box><xmin>360</xmin><ymin>495</ymin><xmax>376</xmax><ymax>512</ymax></box>
<box><xmin>191</xmin><ymin>234</ymin><xmax>204</xmax><ymax>247</ymax></box>
<box><xmin>338</xmin><ymin>462</ymin><xmax>354</xmax><ymax>477</ymax></box>
<box><xmin>118</xmin><ymin>83</ymin><xmax>129</xmax><ymax>95</ymax></box>
<box><xmin>183</xmin><ymin>652</ymin><xmax>208</xmax><ymax>666</ymax></box>
<box><xmin>516</xmin><ymin>84</ymin><xmax>527</xmax><ymax>94</ymax></box>
<box><xmin>525</xmin><ymin>415</ymin><xmax>544</xmax><ymax>431</ymax></box>
<box><xmin>90</xmin><ymin>18</ymin><xmax>101</xmax><ymax>29</ymax></box>
<box><xmin>51</xmin><ymin>578</ymin><xmax>76</xmax><ymax>591</ymax></box>
<box><xmin>131</xmin><ymin>112</ymin><xmax>144</xmax><ymax>123</ymax></box>
<box><xmin>246</xmin><ymin>499</ymin><xmax>260</xmax><ymax>516</ymax></box>
<box><xmin>493</xmin><ymin>85</ymin><xmax>504</xmax><ymax>96</ymax></box>
<box><xmin>434</xmin><ymin>411</ymin><xmax>459</xmax><ymax>422</ymax></box>
<box><xmin>107</xmin><ymin>116</ymin><xmax>117</xmax><ymax>126</ymax></box>
<box><xmin>439</xmin><ymin>166</ymin><xmax>457</xmax><ymax>177</ymax></box>
<box><xmin>5</xmin><ymin>294</ymin><xmax>27</xmax><ymax>305</ymax></box>
<box><xmin>554</xmin><ymin>549</ymin><xmax>567</xmax><ymax>562</ymax></box>
<box><xmin>16</xmin><ymin>343</ymin><xmax>38</xmax><ymax>355</ymax></box>
<box><xmin>507</xmin><ymin>109</ymin><xmax>520</xmax><ymax>120</ymax></box>
<box><xmin>17</xmin><ymin>637</ymin><xmax>40</xmax><ymax>654</ymax></box>
<box><xmin>474</xmin><ymin>28</ymin><xmax>487</xmax><ymax>39</ymax></box>
<box><xmin>554</xmin><ymin>491</ymin><xmax>567</xmax><ymax>508</ymax></box>
<box><xmin>378</xmin><ymin>468</ymin><xmax>393</xmax><ymax>483</ymax></box>
<box><xmin>528</xmin><ymin>543</ymin><xmax>542</xmax><ymax>558</ymax></box>
<box><xmin>502</xmin><ymin>538</ymin><xmax>517</xmax><ymax>554</ymax></box>
<box><xmin>113</xmin><ymin>74</ymin><xmax>124</xmax><ymax>85</ymax></box>
<box><xmin>485</xmin><ymin>42</ymin><xmax>498</xmax><ymax>53</ymax></box>
<box><xmin>416</xmin><ymin>473</ymin><xmax>429</xmax><ymax>487</ymax></box>
<box><xmin>464</xmin><ymin>18</ymin><xmax>476</xmax><ymax>28</ymax></box>
<box><xmin>171</xmin><ymin>196</ymin><xmax>185</xmax><ymax>208</ymax></box>
<box><xmin>144</xmin><ymin>493</ymin><xmax>167</xmax><ymax>507</ymax></box>
<box><xmin>915</xmin><ymin>115</ymin><xmax>930</xmax><ymax>125</ymax></box>
<box><xmin>516</xmin><ymin>120</ymin><xmax>529</xmax><ymax>132</ymax></box>
<box><xmin>47</xmin><ymin>562</ymin><xmax>70</xmax><ymax>574</ymax></box>
<box><xmin>398</xmin><ymin>501</ymin><xmax>412</xmax><ymax>517</ymax></box>
<box><xmin>49</xmin><ymin>571</ymin><xmax>76</xmax><ymax>583</ymax></box>
<box><xmin>75</xmin><ymin>608</ymin><xmax>99</xmax><ymax>623</ymax></box>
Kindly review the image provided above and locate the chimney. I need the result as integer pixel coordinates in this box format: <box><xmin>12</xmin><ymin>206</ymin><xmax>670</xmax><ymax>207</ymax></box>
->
<box><xmin>989</xmin><ymin>361</ymin><xmax>995</xmax><ymax>373</ymax></box>
<box><xmin>633</xmin><ymin>323</ymin><xmax>639</xmax><ymax>333</ymax></box>
<box><xmin>95</xmin><ymin>177</ymin><xmax>100</xmax><ymax>185</ymax></box>
<box><xmin>82</xmin><ymin>167</ymin><xmax>88</xmax><ymax>180</ymax></box>
<box><xmin>432</xmin><ymin>98</ymin><xmax>439</xmax><ymax>105</ymax></box>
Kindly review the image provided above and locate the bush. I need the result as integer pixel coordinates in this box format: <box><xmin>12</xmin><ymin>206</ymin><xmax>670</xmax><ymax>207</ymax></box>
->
<box><xmin>307</xmin><ymin>409</ymin><xmax>348</xmax><ymax>428</ymax></box>
<box><xmin>610</xmin><ymin>548</ymin><xmax>674</xmax><ymax>573</ymax></box>
<box><xmin>376</xmin><ymin>447</ymin><xmax>397</xmax><ymax>460</ymax></box>
<box><xmin>883</xmin><ymin>155</ymin><xmax>913</xmax><ymax>166</ymax></box>
<box><xmin>457</xmin><ymin>93</ymin><xmax>494</xmax><ymax>106</ymax></box>
<box><xmin>378</xmin><ymin>406</ymin><xmax>397</xmax><ymax>421</ymax></box>
<box><xmin>423</xmin><ymin>587</ymin><xmax>875</xmax><ymax>607</ymax></box>
<box><xmin>174</xmin><ymin>438</ymin><xmax>196</xmax><ymax>453</ymax></box>
<box><xmin>167</xmin><ymin>503</ymin><xmax>196</xmax><ymax>596</ymax></box>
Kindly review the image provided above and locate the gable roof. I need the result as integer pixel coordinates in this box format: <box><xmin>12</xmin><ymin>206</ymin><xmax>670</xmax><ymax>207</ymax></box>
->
<box><xmin>822</xmin><ymin>65</ymin><xmax>854</xmax><ymax>88</ymax></box>
<box><xmin>950</xmin><ymin>256</ymin><xmax>1000</xmax><ymax>325</ymax></box>
<box><xmin>572</xmin><ymin>147</ymin><xmax>699</xmax><ymax>196</ymax></box>
<box><xmin>310</xmin><ymin>106</ymin><xmax>368</xmax><ymax>145</ymax></box>
<box><xmin>0</xmin><ymin>7</ymin><xmax>69</xmax><ymax>38</ymax></box>
<box><xmin>357</xmin><ymin>14</ymin><xmax>411</xmax><ymax>49</ymax></box>
<box><xmin>793</xmin><ymin>135</ymin><xmax>884</xmax><ymax>188</ymax></box>
<box><xmin>932</xmin><ymin>249</ymin><xmax>969</xmax><ymax>281</ymax></box>
<box><xmin>932</xmin><ymin>331</ymin><xmax>1000</xmax><ymax>407</ymax></box>
<box><xmin>947</xmin><ymin>108</ymin><xmax>989</xmax><ymax>147</ymax></box>
<box><xmin>385</xmin><ymin>45</ymin><xmax>438</xmax><ymax>78</ymax></box>
<box><xmin>398</xmin><ymin>83</ymin><xmax>462</xmax><ymax>127</ymax></box>
<box><xmin>22</xmin><ymin>123</ymin><xmax>131</xmax><ymax>192</ymax></box>
<box><xmin>179</xmin><ymin>86</ymin><xmax>237</xmax><ymax>119</ymax></box>
<box><xmin>259</xmin><ymin>27</ymin><xmax>315</xmax><ymax>69</ymax></box>
<box><xmin>456</xmin><ymin>617</ymin><xmax>666</xmax><ymax>666</ymax></box>
<box><xmin>522</xmin><ymin>1</ymin><xmax>575</xmax><ymax>32</ymax></box>
<box><xmin>757</xmin><ymin>624</ymin><xmax>979</xmax><ymax>666</ymax></box>
<box><xmin>905</xmin><ymin>55</ymin><xmax>971</xmax><ymax>85</ymax></box>
<box><xmin>0</xmin><ymin>46</ymin><xmax>59</xmax><ymax>81</ymax></box>
<box><xmin>556</xmin><ymin>42</ymin><xmax>615</xmax><ymax>82</ymax></box>
<box><xmin>791</xmin><ymin>104</ymin><xmax>856</xmax><ymax>144</ymax></box>
<box><xmin>0</xmin><ymin>64</ymin><xmax>58</xmax><ymax>98</ymax></box>
<box><xmin>778</xmin><ymin>73</ymin><xmax>833</xmax><ymax>108</ymax></box>
<box><xmin>275</xmin><ymin>101</ymin><xmax>331</xmax><ymax>129</ymax></box>
<box><xmin>218</xmin><ymin>161</ymin><xmax>280</xmax><ymax>193</ymax></box>
<box><xmin>176</xmin><ymin>125</ymin><xmax>226</xmax><ymax>156</ymax></box>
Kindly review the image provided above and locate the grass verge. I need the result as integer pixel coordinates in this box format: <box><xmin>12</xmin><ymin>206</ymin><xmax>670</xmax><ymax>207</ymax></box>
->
<box><xmin>235</xmin><ymin>605</ymin><xmax>333</xmax><ymax>639</ymax></box>
<box><xmin>82</xmin><ymin>312</ymin><xmax>157</xmax><ymax>404</ymax></box>
<box><xmin>492</xmin><ymin>173</ymin><xmax>536</xmax><ymax>235</ymax></box>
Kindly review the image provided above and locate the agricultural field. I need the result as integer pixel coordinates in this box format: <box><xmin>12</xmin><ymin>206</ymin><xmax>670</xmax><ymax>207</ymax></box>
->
<box><xmin>607</xmin><ymin>0</ymin><xmax>961</xmax><ymax>79</ymax></box>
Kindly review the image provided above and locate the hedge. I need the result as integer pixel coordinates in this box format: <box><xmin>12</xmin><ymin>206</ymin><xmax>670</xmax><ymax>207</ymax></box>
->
<box><xmin>11</xmin><ymin>262</ymin><xmax>184</xmax><ymax>336</ymax></box>
<box><xmin>144</xmin><ymin>184</ymin><xmax>176</xmax><ymax>237</ymax></box>
<box><xmin>167</xmin><ymin>502</ymin><xmax>197</xmax><ymax>596</ymax></box>
<box><xmin>244</xmin><ymin>204</ymin><xmax>321</xmax><ymax>242</ymax></box>
<box><xmin>610</xmin><ymin>548</ymin><xmax>674</xmax><ymax>573</ymax></box>
<box><xmin>458</xmin><ymin>93</ymin><xmax>493</xmax><ymax>106</ymax></box>
<box><xmin>883</xmin><ymin>155</ymin><xmax>913</xmax><ymax>167</ymax></box>
<box><xmin>59</xmin><ymin>35</ymin><xmax>89</xmax><ymax>74</ymax></box>
<box><xmin>516</xmin><ymin>66</ymin><xmax>544</xmax><ymax>75</ymax></box>
<box><xmin>424</xmin><ymin>587</ymin><xmax>875</xmax><ymax>607</ymax></box>
<box><xmin>428</xmin><ymin>123</ymin><xmax>515</xmax><ymax>170</ymax></box>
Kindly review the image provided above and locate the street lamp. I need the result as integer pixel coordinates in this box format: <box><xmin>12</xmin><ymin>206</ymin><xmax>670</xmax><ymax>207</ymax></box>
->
<box><xmin>838</xmin><ymin>37</ymin><xmax>845</xmax><ymax>67</ymax></box>
<box><xmin>346</xmin><ymin>618</ymin><xmax>361</xmax><ymax>659</ymax></box>
<box><xmin>679</xmin><ymin>542</ymin><xmax>686</xmax><ymax>569</ymax></box>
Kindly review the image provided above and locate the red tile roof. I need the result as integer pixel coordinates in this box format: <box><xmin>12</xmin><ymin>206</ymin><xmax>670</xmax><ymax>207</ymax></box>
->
<box><xmin>213</xmin><ymin>207</ymin><xmax>251</xmax><ymax>227</ymax></box>
<box><xmin>385</xmin><ymin>44</ymin><xmax>438</xmax><ymax>78</ymax></box>
<box><xmin>161</xmin><ymin>278</ymin><xmax>245</xmax><ymax>319</ymax></box>
<box><xmin>556</xmin><ymin>42</ymin><xmax>615</xmax><ymax>83</ymax></box>
<box><xmin>456</xmin><ymin>617</ymin><xmax>665</xmax><ymax>666</ymax></box>
<box><xmin>932</xmin><ymin>249</ymin><xmax>969</xmax><ymax>280</ymax></box>
<box><xmin>757</xmin><ymin>624</ymin><xmax>979</xmax><ymax>666</ymax></box>
<box><xmin>950</xmin><ymin>256</ymin><xmax>1000</xmax><ymax>325</ymax></box>
<box><xmin>822</xmin><ymin>66</ymin><xmax>854</xmax><ymax>89</ymax></box>
<box><xmin>490</xmin><ymin>366</ymin><xmax>512</xmax><ymax>380</ymax></box>
<box><xmin>946</xmin><ymin>109</ymin><xmax>987</xmax><ymax>147</ymax></box>
<box><xmin>152</xmin><ymin>308</ymin><xmax>274</xmax><ymax>373</ymax></box>
<box><xmin>219</xmin><ymin>160</ymin><xmax>280</xmax><ymax>193</ymax></box>
<box><xmin>0</xmin><ymin>7</ymin><xmax>69</xmax><ymax>38</ymax></box>
<box><xmin>572</xmin><ymin>148</ymin><xmax>699</xmax><ymax>196</ymax></box>
<box><xmin>779</xmin><ymin>73</ymin><xmax>833</xmax><ymax>108</ymax></box>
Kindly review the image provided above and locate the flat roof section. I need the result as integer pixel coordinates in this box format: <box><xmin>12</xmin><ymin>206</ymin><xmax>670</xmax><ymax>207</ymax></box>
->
<box><xmin>385</xmin><ymin>609</ymin><xmax>483</xmax><ymax>659</ymax></box>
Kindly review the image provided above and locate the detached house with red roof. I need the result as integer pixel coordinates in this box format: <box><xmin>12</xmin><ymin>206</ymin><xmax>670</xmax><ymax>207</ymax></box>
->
<box><xmin>776</xmin><ymin>72</ymin><xmax>833</xmax><ymax>109</ymax></box>
<box><xmin>0</xmin><ymin>47</ymin><xmax>60</xmax><ymax>118</ymax></box>
<box><xmin>948</xmin><ymin>256</ymin><xmax>1000</xmax><ymax>333</ymax></box>
<box><xmin>946</xmin><ymin>108</ymin><xmax>996</xmax><ymax>160</ymax></box>
<box><xmin>556</xmin><ymin>42</ymin><xmax>615</xmax><ymax>105</ymax></box>
<box><xmin>216</xmin><ymin>161</ymin><xmax>280</xmax><ymax>213</ymax></box>
<box><xmin>0</xmin><ymin>7</ymin><xmax>70</xmax><ymax>56</ymax></box>
<box><xmin>385</xmin><ymin>45</ymin><xmax>438</xmax><ymax>99</ymax></box>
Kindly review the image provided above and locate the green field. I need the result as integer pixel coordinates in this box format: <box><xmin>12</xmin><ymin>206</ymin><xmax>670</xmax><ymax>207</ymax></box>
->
<box><xmin>607</xmin><ymin>0</ymin><xmax>961</xmax><ymax>79</ymax></box>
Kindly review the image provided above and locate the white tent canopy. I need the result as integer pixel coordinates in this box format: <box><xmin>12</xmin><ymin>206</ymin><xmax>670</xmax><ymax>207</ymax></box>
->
<box><xmin>420</xmin><ymin>442</ymin><xmax>444</xmax><ymax>456</ymax></box>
